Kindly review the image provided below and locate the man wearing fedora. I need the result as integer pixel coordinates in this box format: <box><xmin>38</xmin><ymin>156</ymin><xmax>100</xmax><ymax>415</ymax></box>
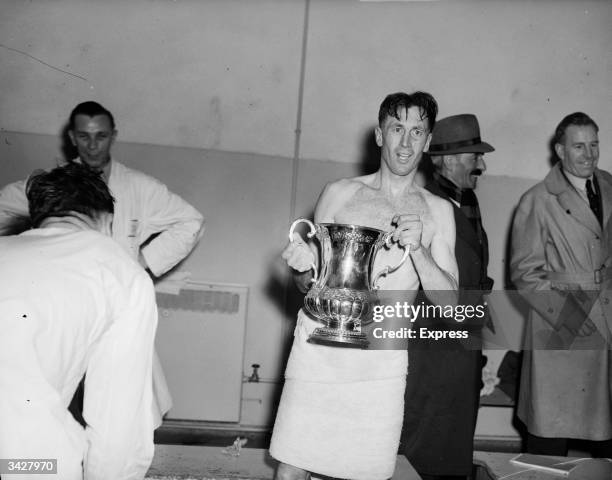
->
<box><xmin>402</xmin><ymin>114</ymin><xmax>494</xmax><ymax>480</ymax></box>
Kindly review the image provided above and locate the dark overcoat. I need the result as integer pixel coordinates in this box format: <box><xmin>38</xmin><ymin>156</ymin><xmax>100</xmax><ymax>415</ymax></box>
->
<box><xmin>401</xmin><ymin>179</ymin><xmax>493</xmax><ymax>476</ymax></box>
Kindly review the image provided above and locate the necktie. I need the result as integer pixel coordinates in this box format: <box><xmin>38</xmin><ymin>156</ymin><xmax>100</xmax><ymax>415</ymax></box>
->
<box><xmin>586</xmin><ymin>178</ymin><xmax>602</xmax><ymax>226</ymax></box>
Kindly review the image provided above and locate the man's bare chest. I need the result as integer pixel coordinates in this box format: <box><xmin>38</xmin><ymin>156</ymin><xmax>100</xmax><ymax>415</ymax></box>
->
<box><xmin>334</xmin><ymin>187</ymin><xmax>430</xmax><ymax>231</ymax></box>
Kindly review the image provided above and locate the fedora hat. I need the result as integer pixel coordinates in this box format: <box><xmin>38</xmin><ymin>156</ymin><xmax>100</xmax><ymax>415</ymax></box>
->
<box><xmin>428</xmin><ymin>114</ymin><xmax>494</xmax><ymax>155</ymax></box>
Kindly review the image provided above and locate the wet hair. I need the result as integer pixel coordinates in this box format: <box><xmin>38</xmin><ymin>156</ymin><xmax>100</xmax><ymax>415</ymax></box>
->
<box><xmin>26</xmin><ymin>163</ymin><xmax>115</xmax><ymax>228</ymax></box>
<box><xmin>378</xmin><ymin>91</ymin><xmax>438</xmax><ymax>131</ymax></box>
<box><xmin>69</xmin><ymin>101</ymin><xmax>115</xmax><ymax>130</ymax></box>
<box><xmin>554</xmin><ymin>112</ymin><xmax>599</xmax><ymax>145</ymax></box>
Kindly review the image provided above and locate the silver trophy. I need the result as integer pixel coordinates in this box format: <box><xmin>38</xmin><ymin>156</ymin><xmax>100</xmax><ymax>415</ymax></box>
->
<box><xmin>288</xmin><ymin>219</ymin><xmax>409</xmax><ymax>348</ymax></box>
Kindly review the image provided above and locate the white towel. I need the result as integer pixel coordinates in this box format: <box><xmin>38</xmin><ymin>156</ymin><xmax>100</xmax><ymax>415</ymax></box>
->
<box><xmin>270</xmin><ymin>310</ymin><xmax>407</xmax><ymax>479</ymax></box>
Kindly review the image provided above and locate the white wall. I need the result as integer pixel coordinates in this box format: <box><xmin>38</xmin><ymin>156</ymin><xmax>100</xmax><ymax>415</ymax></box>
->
<box><xmin>300</xmin><ymin>0</ymin><xmax>612</xmax><ymax>180</ymax></box>
<box><xmin>2</xmin><ymin>0</ymin><xmax>610</xmax><ymax>178</ymax></box>
<box><xmin>0</xmin><ymin>0</ymin><xmax>304</xmax><ymax>156</ymax></box>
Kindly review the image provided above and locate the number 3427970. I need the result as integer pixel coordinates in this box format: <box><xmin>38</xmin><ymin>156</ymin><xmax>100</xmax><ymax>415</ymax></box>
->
<box><xmin>0</xmin><ymin>459</ymin><xmax>57</xmax><ymax>474</ymax></box>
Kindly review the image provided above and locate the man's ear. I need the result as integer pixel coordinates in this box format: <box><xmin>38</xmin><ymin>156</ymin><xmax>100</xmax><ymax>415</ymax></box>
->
<box><xmin>68</xmin><ymin>130</ymin><xmax>76</xmax><ymax>146</ymax></box>
<box><xmin>96</xmin><ymin>212</ymin><xmax>113</xmax><ymax>237</ymax></box>
<box><xmin>554</xmin><ymin>143</ymin><xmax>565</xmax><ymax>161</ymax></box>
<box><xmin>442</xmin><ymin>155</ymin><xmax>457</xmax><ymax>174</ymax></box>
<box><xmin>430</xmin><ymin>155</ymin><xmax>443</xmax><ymax>169</ymax></box>
<box><xmin>423</xmin><ymin>132</ymin><xmax>432</xmax><ymax>152</ymax></box>
<box><xmin>374</xmin><ymin>126</ymin><xmax>383</xmax><ymax>147</ymax></box>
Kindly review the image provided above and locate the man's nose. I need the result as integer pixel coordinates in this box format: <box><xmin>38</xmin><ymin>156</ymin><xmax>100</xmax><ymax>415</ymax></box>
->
<box><xmin>477</xmin><ymin>155</ymin><xmax>487</xmax><ymax>172</ymax></box>
<box><xmin>401</xmin><ymin>131</ymin><xmax>411</xmax><ymax>147</ymax></box>
<box><xmin>584</xmin><ymin>146</ymin><xmax>595</xmax><ymax>159</ymax></box>
<box><xmin>87</xmin><ymin>138</ymin><xmax>98</xmax><ymax>150</ymax></box>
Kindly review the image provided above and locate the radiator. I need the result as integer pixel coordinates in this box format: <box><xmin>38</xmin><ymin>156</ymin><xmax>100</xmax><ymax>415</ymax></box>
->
<box><xmin>155</xmin><ymin>281</ymin><xmax>248</xmax><ymax>422</ymax></box>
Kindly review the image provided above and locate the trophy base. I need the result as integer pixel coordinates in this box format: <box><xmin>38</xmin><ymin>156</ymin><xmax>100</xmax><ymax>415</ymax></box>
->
<box><xmin>308</xmin><ymin>327</ymin><xmax>369</xmax><ymax>349</ymax></box>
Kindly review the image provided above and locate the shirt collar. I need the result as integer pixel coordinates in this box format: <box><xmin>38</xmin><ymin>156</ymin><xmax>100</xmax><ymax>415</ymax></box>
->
<box><xmin>563</xmin><ymin>168</ymin><xmax>592</xmax><ymax>192</ymax></box>
<box><xmin>72</xmin><ymin>157</ymin><xmax>114</xmax><ymax>183</ymax></box>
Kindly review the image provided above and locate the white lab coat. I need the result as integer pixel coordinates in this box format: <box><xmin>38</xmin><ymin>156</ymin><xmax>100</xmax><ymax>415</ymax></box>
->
<box><xmin>0</xmin><ymin>227</ymin><xmax>158</xmax><ymax>479</ymax></box>
<box><xmin>0</xmin><ymin>158</ymin><xmax>205</xmax><ymax>424</ymax></box>
<box><xmin>105</xmin><ymin>160</ymin><xmax>204</xmax><ymax>276</ymax></box>
<box><xmin>0</xmin><ymin>159</ymin><xmax>205</xmax><ymax>276</ymax></box>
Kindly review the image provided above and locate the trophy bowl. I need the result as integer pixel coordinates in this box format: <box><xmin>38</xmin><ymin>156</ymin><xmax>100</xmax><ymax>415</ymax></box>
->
<box><xmin>288</xmin><ymin>219</ymin><xmax>409</xmax><ymax>348</ymax></box>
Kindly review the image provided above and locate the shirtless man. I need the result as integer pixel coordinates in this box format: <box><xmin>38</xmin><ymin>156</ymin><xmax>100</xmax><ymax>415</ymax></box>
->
<box><xmin>270</xmin><ymin>92</ymin><xmax>458</xmax><ymax>480</ymax></box>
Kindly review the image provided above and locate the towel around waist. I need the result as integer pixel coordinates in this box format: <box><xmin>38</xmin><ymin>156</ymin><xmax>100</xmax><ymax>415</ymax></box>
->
<box><xmin>284</xmin><ymin>309</ymin><xmax>408</xmax><ymax>383</ymax></box>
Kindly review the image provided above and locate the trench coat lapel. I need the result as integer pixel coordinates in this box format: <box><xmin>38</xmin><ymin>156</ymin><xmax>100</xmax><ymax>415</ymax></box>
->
<box><xmin>546</xmin><ymin>164</ymin><xmax>601</xmax><ymax>235</ymax></box>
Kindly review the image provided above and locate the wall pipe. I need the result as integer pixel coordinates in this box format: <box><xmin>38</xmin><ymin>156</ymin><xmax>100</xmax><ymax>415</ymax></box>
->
<box><xmin>280</xmin><ymin>0</ymin><xmax>311</xmax><ymax>347</ymax></box>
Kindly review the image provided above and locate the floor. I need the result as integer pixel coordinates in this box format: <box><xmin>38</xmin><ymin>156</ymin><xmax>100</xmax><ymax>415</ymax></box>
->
<box><xmin>153</xmin><ymin>425</ymin><xmax>605</xmax><ymax>479</ymax></box>
<box><xmin>146</xmin><ymin>444</ymin><xmax>421</xmax><ymax>480</ymax></box>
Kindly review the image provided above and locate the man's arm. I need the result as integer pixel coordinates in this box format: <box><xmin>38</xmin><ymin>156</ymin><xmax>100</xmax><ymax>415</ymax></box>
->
<box><xmin>83</xmin><ymin>266</ymin><xmax>157</xmax><ymax>480</ymax></box>
<box><xmin>393</xmin><ymin>199</ymin><xmax>459</xmax><ymax>306</ymax></box>
<box><xmin>0</xmin><ymin>180</ymin><xmax>30</xmax><ymax>235</ymax></box>
<box><xmin>138</xmin><ymin>178</ymin><xmax>204</xmax><ymax>277</ymax></box>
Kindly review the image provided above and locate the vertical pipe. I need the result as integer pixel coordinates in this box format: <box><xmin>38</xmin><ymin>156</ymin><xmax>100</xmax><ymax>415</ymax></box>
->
<box><xmin>289</xmin><ymin>0</ymin><xmax>310</xmax><ymax>221</ymax></box>
<box><xmin>280</xmin><ymin>0</ymin><xmax>311</xmax><ymax>350</ymax></box>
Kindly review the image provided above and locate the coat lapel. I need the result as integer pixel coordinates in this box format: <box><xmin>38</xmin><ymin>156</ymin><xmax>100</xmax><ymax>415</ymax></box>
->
<box><xmin>545</xmin><ymin>164</ymin><xmax>601</xmax><ymax>235</ymax></box>
<box><xmin>425</xmin><ymin>181</ymin><xmax>481</xmax><ymax>256</ymax></box>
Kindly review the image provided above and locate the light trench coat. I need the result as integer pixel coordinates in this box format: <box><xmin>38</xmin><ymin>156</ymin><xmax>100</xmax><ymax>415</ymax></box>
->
<box><xmin>510</xmin><ymin>163</ymin><xmax>612</xmax><ymax>440</ymax></box>
<box><xmin>0</xmin><ymin>159</ymin><xmax>205</xmax><ymax>426</ymax></box>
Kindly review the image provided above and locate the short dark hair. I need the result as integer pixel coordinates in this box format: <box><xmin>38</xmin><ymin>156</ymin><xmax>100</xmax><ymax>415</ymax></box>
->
<box><xmin>26</xmin><ymin>163</ymin><xmax>115</xmax><ymax>228</ymax></box>
<box><xmin>554</xmin><ymin>112</ymin><xmax>599</xmax><ymax>145</ymax></box>
<box><xmin>378</xmin><ymin>92</ymin><xmax>438</xmax><ymax>131</ymax></box>
<box><xmin>69</xmin><ymin>101</ymin><xmax>116</xmax><ymax>130</ymax></box>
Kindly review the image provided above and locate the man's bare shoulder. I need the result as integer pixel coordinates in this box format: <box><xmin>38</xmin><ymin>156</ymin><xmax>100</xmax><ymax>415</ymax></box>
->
<box><xmin>418</xmin><ymin>186</ymin><xmax>454</xmax><ymax>215</ymax></box>
<box><xmin>315</xmin><ymin>174</ymin><xmax>376</xmax><ymax>222</ymax></box>
<box><xmin>324</xmin><ymin>174</ymin><xmax>376</xmax><ymax>194</ymax></box>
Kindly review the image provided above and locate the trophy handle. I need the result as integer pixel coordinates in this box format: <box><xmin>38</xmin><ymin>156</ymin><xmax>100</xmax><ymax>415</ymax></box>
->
<box><xmin>371</xmin><ymin>233</ymin><xmax>410</xmax><ymax>290</ymax></box>
<box><xmin>288</xmin><ymin>218</ymin><xmax>318</xmax><ymax>283</ymax></box>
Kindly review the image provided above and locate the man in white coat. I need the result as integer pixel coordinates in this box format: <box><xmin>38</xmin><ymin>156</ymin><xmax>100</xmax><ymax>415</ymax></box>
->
<box><xmin>0</xmin><ymin>101</ymin><xmax>205</xmax><ymax>426</ymax></box>
<box><xmin>511</xmin><ymin>112</ymin><xmax>612</xmax><ymax>457</ymax></box>
<box><xmin>0</xmin><ymin>163</ymin><xmax>157</xmax><ymax>479</ymax></box>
